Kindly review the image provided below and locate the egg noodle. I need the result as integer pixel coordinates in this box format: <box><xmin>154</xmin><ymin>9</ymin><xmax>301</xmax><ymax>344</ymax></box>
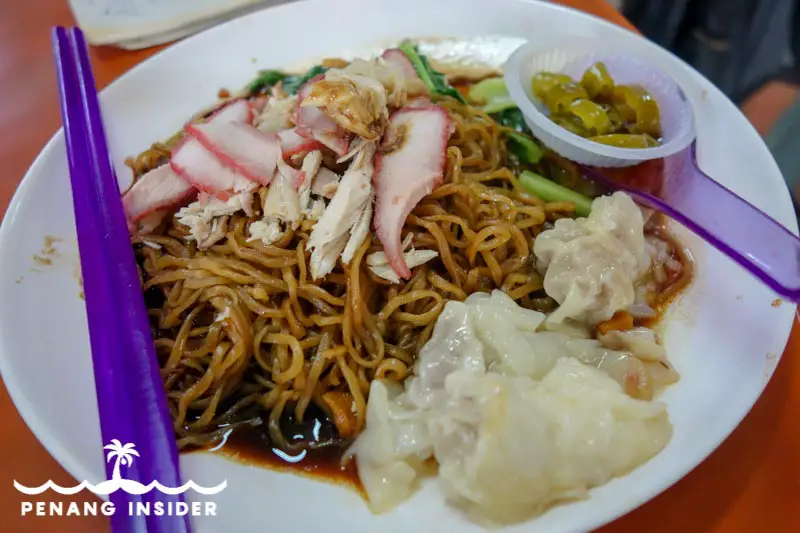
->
<box><xmin>130</xmin><ymin>97</ymin><xmax>578</xmax><ymax>451</ymax></box>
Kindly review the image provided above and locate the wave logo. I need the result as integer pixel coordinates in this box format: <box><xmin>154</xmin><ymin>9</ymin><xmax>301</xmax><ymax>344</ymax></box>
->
<box><xmin>14</xmin><ymin>439</ymin><xmax>227</xmax><ymax>496</ymax></box>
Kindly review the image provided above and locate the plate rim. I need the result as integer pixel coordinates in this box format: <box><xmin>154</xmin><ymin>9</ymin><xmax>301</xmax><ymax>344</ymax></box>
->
<box><xmin>0</xmin><ymin>0</ymin><xmax>796</xmax><ymax>530</ymax></box>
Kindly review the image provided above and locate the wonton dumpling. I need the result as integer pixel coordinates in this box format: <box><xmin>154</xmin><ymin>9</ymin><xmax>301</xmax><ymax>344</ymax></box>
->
<box><xmin>534</xmin><ymin>192</ymin><xmax>650</xmax><ymax>327</ymax></box>
<box><xmin>346</xmin><ymin>380</ymin><xmax>428</xmax><ymax>513</ymax></box>
<box><xmin>529</xmin><ymin>331</ymin><xmax>654</xmax><ymax>399</ymax></box>
<box><xmin>435</xmin><ymin>359</ymin><xmax>671</xmax><ymax>525</ymax></box>
<box><xmin>351</xmin><ymin>292</ymin><xmax>672</xmax><ymax>523</ymax></box>
<box><xmin>405</xmin><ymin>298</ymin><xmax>486</xmax><ymax>405</ymax></box>
<box><xmin>349</xmin><ymin>300</ymin><xmax>485</xmax><ymax>512</ymax></box>
<box><xmin>467</xmin><ymin>290</ymin><xmax>551</xmax><ymax>379</ymax></box>
<box><xmin>599</xmin><ymin>327</ymin><xmax>666</xmax><ymax>361</ymax></box>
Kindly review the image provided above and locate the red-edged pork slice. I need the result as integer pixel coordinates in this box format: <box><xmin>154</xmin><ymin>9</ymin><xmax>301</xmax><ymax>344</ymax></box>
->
<box><xmin>122</xmin><ymin>164</ymin><xmax>195</xmax><ymax>223</ymax></box>
<box><xmin>373</xmin><ymin>105</ymin><xmax>452</xmax><ymax>279</ymax></box>
<box><xmin>381</xmin><ymin>49</ymin><xmax>420</xmax><ymax>80</ymax></box>
<box><xmin>170</xmin><ymin>137</ymin><xmax>252</xmax><ymax>199</ymax></box>
<box><xmin>136</xmin><ymin>209</ymin><xmax>170</xmax><ymax>235</ymax></box>
<box><xmin>296</xmin><ymin>78</ymin><xmax>351</xmax><ymax>156</ymax></box>
<box><xmin>197</xmin><ymin>191</ymin><xmax>213</xmax><ymax>206</ymax></box>
<box><xmin>208</xmin><ymin>98</ymin><xmax>253</xmax><ymax>125</ymax></box>
<box><xmin>277</xmin><ymin>128</ymin><xmax>326</xmax><ymax>161</ymax></box>
<box><xmin>295</xmin><ymin>126</ymin><xmax>314</xmax><ymax>140</ymax></box>
<box><xmin>186</xmin><ymin>121</ymin><xmax>280</xmax><ymax>186</ymax></box>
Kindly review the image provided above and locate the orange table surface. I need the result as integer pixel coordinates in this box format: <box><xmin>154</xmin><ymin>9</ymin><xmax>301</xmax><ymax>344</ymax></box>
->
<box><xmin>0</xmin><ymin>1</ymin><xmax>798</xmax><ymax>532</ymax></box>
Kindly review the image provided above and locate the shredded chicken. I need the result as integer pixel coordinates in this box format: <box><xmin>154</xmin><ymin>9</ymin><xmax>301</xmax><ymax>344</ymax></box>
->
<box><xmin>297</xmin><ymin>150</ymin><xmax>323</xmax><ymax>215</ymax></box>
<box><xmin>307</xmin><ymin>142</ymin><xmax>376</xmax><ymax>279</ymax></box>
<box><xmin>175</xmin><ymin>187</ymin><xmax>256</xmax><ymax>248</ymax></box>
<box><xmin>264</xmin><ymin>157</ymin><xmax>302</xmax><ymax>228</ymax></box>
<box><xmin>342</xmin><ymin>57</ymin><xmax>428</xmax><ymax>108</ymax></box>
<box><xmin>248</xmin><ymin>218</ymin><xmax>284</xmax><ymax>246</ymax></box>
<box><xmin>303</xmin><ymin>72</ymin><xmax>388</xmax><ymax>140</ymax></box>
<box><xmin>342</xmin><ymin>196</ymin><xmax>374</xmax><ymax>264</ymax></box>
<box><xmin>255</xmin><ymin>95</ymin><xmax>297</xmax><ymax>133</ymax></box>
<box><xmin>311</xmin><ymin>167</ymin><xmax>341</xmax><ymax>199</ymax></box>
<box><xmin>314</xmin><ymin>233</ymin><xmax>350</xmax><ymax>280</ymax></box>
<box><xmin>247</xmin><ymin>150</ymin><xmax>333</xmax><ymax>245</ymax></box>
<box><xmin>248</xmin><ymin>158</ymin><xmax>302</xmax><ymax>245</ymax></box>
<box><xmin>308</xmin><ymin>198</ymin><xmax>326</xmax><ymax>221</ymax></box>
<box><xmin>337</xmin><ymin>136</ymin><xmax>372</xmax><ymax>164</ymax></box>
<box><xmin>199</xmin><ymin>217</ymin><xmax>230</xmax><ymax>248</ymax></box>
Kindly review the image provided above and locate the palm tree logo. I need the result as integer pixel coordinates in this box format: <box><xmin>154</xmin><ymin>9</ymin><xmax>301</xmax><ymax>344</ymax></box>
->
<box><xmin>14</xmin><ymin>439</ymin><xmax>227</xmax><ymax>496</ymax></box>
<box><xmin>103</xmin><ymin>439</ymin><xmax>140</xmax><ymax>481</ymax></box>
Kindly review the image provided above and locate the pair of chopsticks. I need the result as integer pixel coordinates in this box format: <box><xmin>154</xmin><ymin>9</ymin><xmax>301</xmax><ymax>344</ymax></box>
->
<box><xmin>52</xmin><ymin>27</ymin><xmax>191</xmax><ymax>533</ymax></box>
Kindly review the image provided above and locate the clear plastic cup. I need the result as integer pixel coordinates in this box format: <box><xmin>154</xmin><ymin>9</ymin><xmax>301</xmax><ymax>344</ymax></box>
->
<box><xmin>503</xmin><ymin>38</ymin><xmax>696</xmax><ymax>168</ymax></box>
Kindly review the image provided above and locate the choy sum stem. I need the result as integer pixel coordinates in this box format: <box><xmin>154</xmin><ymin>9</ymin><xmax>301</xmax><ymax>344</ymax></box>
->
<box><xmin>520</xmin><ymin>170</ymin><xmax>593</xmax><ymax>217</ymax></box>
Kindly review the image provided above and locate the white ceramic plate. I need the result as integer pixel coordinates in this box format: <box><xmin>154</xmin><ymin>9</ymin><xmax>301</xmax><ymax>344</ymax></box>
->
<box><xmin>0</xmin><ymin>1</ymin><xmax>796</xmax><ymax>532</ymax></box>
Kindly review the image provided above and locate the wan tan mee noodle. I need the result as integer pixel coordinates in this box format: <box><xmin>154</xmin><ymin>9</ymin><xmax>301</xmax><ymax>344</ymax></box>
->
<box><xmin>132</xmin><ymin>98</ymin><xmax>577</xmax><ymax>451</ymax></box>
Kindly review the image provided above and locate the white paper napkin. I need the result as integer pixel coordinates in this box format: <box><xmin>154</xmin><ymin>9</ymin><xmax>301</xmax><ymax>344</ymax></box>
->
<box><xmin>68</xmin><ymin>0</ymin><xmax>293</xmax><ymax>49</ymax></box>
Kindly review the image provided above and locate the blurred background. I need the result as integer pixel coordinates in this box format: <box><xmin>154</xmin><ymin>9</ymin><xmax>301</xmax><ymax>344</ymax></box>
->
<box><xmin>609</xmin><ymin>0</ymin><xmax>800</xmax><ymax>215</ymax></box>
<box><xmin>64</xmin><ymin>0</ymin><xmax>800</xmax><ymax>215</ymax></box>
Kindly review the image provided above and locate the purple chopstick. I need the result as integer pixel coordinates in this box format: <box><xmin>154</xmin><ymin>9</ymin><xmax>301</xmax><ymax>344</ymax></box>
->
<box><xmin>53</xmin><ymin>28</ymin><xmax>145</xmax><ymax>531</ymax></box>
<box><xmin>52</xmin><ymin>27</ymin><xmax>191</xmax><ymax>533</ymax></box>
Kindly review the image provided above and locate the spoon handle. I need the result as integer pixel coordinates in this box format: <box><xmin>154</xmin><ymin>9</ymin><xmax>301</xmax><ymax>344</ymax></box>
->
<box><xmin>584</xmin><ymin>143</ymin><xmax>800</xmax><ymax>301</ymax></box>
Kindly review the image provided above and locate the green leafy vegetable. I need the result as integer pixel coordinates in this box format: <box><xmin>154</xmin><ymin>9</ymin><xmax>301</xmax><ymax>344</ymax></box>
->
<box><xmin>540</xmin><ymin>152</ymin><xmax>601</xmax><ymax>198</ymax></box>
<box><xmin>491</xmin><ymin>107</ymin><xmax>531</xmax><ymax>134</ymax></box>
<box><xmin>398</xmin><ymin>40</ymin><xmax>466</xmax><ymax>103</ymax></box>
<box><xmin>519</xmin><ymin>170</ymin><xmax>593</xmax><ymax>217</ymax></box>
<box><xmin>467</xmin><ymin>77</ymin><xmax>517</xmax><ymax>113</ymax></box>
<box><xmin>507</xmin><ymin>132</ymin><xmax>543</xmax><ymax>165</ymax></box>
<box><xmin>390</xmin><ymin>45</ymin><xmax>544</xmax><ymax>167</ymax></box>
<box><xmin>248</xmin><ymin>70</ymin><xmax>289</xmax><ymax>92</ymax></box>
<box><xmin>247</xmin><ymin>65</ymin><xmax>329</xmax><ymax>95</ymax></box>
<box><xmin>487</xmin><ymin>106</ymin><xmax>542</xmax><ymax>165</ymax></box>
<box><xmin>282</xmin><ymin>65</ymin><xmax>329</xmax><ymax>95</ymax></box>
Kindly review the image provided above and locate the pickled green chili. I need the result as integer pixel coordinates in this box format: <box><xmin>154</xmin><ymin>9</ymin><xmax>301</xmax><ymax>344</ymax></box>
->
<box><xmin>531</xmin><ymin>62</ymin><xmax>662</xmax><ymax>148</ymax></box>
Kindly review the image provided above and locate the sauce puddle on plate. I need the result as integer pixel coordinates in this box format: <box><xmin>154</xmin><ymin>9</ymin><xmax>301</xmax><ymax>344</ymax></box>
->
<box><xmin>187</xmin><ymin>407</ymin><xmax>364</xmax><ymax>497</ymax></box>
